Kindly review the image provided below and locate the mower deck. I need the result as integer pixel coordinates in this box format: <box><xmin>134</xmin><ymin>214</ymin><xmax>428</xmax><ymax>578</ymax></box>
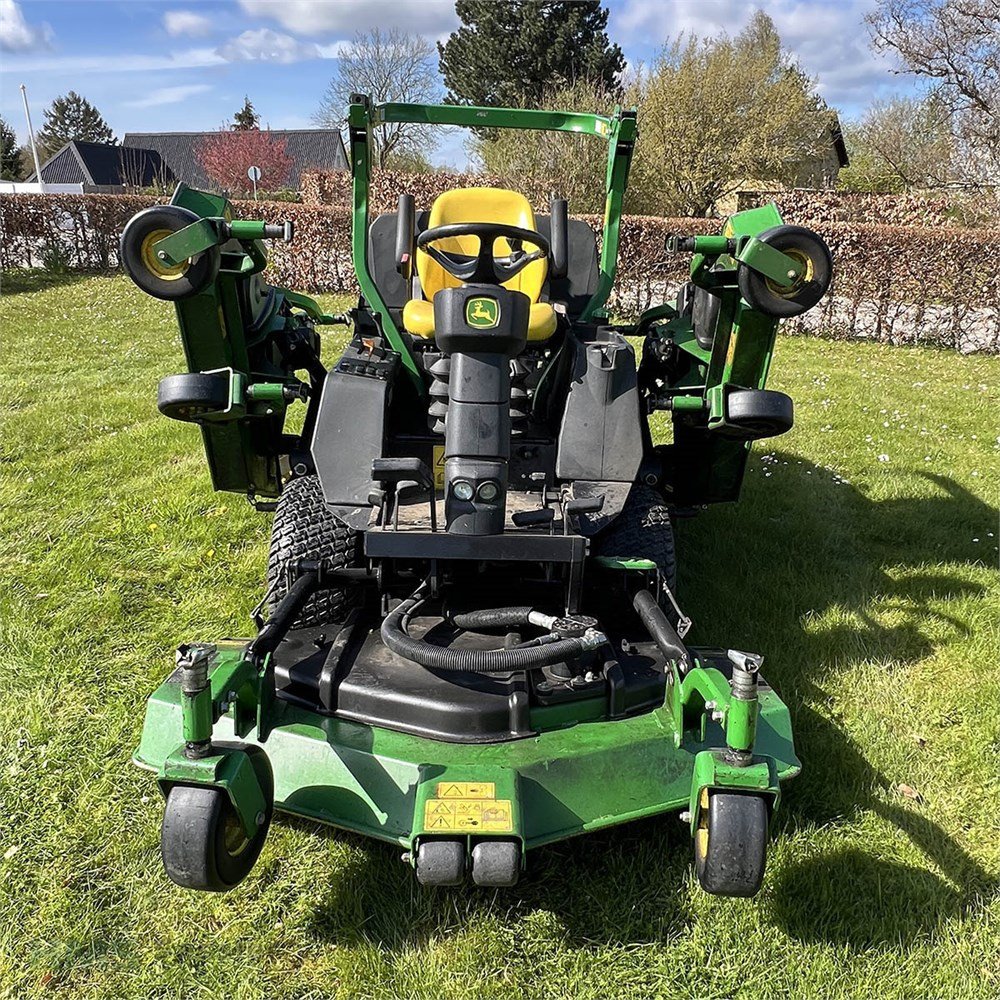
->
<box><xmin>134</xmin><ymin>647</ymin><xmax>799</xmax><ymax>851</ymax></box>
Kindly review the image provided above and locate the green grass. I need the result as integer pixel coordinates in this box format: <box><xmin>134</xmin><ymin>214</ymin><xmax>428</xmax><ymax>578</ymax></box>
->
<box><xmin>1</xmin><ymin>272</ymin><xmax>998</xmax><ymax>999</ymax></box>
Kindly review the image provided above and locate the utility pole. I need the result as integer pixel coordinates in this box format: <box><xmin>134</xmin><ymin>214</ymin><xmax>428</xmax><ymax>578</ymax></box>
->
<box><xmin>20</xmin><ymin>83</ymin><xmax>45</xmax><ymax>192</ymax></box>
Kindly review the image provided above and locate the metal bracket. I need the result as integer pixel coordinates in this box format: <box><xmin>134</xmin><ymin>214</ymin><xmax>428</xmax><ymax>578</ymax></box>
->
<box><xmin>661</xmin><ymin>577</ymin><xmax>692</xmax><ymax>638</ymax></box>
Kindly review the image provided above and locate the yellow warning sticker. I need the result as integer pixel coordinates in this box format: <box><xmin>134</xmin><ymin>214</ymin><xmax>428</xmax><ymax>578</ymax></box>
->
<box><xmin>423</xmin><ymin>798</ymin><xmax>513</xmax><ymax>832</ymax></box>
<box><xmin>432</xmin><ymin>445</ymin><xmax>445</xmax><ymax>489</ymax></box>
<box><xmin>436</xmin><ymin>782</ymin><xmax>495</xmax><ymax>800</ymax></box>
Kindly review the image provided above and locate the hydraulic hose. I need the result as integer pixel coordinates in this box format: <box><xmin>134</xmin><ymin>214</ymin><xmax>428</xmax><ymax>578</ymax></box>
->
<box><xmin>448</xmin><ymin>607</ymin><xmax>535</xmax><ymax>630</ymax></box>
<box><xmin>382</xmin><ymin>590</ymin><xmax>602</xmax><ymax>673</ymax></box>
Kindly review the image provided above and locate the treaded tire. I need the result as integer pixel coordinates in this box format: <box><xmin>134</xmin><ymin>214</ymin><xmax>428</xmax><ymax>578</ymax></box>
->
<box><xmin>596</xmin><ymin>483</ymin><xmax>677</xmax><ymax>591</ymax></box>
<box><xmin>267</xmin><ymin>475</ymin><xmax>361</xmax><ymax>628</ymax></box>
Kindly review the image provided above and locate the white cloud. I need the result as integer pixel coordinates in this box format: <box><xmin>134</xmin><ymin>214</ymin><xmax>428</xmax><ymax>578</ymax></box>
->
<box><xmin>163</xmin><ymin>10</ymin><xmax>213</xmax><ymax>38</ymax></box>
<box><xmin>0</xmin><ymin>0</ymin><xmax>52</xmax><ymax>52</ymax></box>
<box><xmin>124</xmin><ymin>84</ymin><xmax>213</xmax><ymax>109</ymax></box>
<box><xmin>216</xmin><ymin>27</ymin><xmax>321</xmax><ymax>63</ymax></box>
<box><xmin>5</xmin><ymin>47</ymin><xmax>225</xmax><ymax>74</ymax></box>
<box><xmin>238</xmin><ymin>0</ymin><xmax>458</xmax><ymax>38</ymax></box>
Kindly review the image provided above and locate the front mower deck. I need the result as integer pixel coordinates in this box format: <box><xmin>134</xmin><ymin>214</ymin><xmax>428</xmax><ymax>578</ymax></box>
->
<box><xmin>135</xmin><ymin>646</ymin><xmax>799</xmax><ymax>852</ymax></box>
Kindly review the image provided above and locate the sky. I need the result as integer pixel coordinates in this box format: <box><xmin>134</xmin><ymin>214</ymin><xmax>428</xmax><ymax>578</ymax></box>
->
<box><xmin>1</xmin><ymin>0</ymin><xmax>923</xmax><ymax>168</ymax></box>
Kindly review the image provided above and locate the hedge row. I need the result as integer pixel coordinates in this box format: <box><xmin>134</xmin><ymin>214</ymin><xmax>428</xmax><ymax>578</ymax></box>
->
<box><xmin>1</xmin><ymin>192</ymin><xmax>997</xmax><ymax>352</ymax></box>
<box><xmin>734</xmin><ymin>189</ymin><xmax>957</xmax><ymax>228</ymax></box>
<box><xmin>301</xmin><ymin>168</ymin><xmax>571</xmax><ymax>215</ymax></box>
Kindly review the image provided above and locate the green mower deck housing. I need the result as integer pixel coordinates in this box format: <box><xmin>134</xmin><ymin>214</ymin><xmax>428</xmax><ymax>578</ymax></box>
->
<box><xmin>123</xmin><ymin>95</ymin><xmax>832</xmax><ymax>896</ymax></box>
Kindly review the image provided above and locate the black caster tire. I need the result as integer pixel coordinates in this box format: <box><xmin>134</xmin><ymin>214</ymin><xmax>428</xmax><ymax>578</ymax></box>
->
<box><xmin>471</xmin><ymin>839</ymin><xmax>520</xmax><ymax>887</ymax></box>
<box><xmin>157</xmin><ymin>372</ymin><xmax>231</xmax><ymax>422</ymax></box>
<box><xmin>415</xmin><ymin>839</ymin><xmax>466</xmax><ymax>886</ymax></box>
<box><xmin>721</xmin><ymin>388</ymin><xmax>794</xmax><ymax>440</ymax></box>
<box><xmin>120</xmin><ymin>205</ymin><xmax>220</xmax><ymax>301</ymax></box>
<box><xmin>160</xmin><ymin>745</ymin><xmax>273</xmax><ymax>892</ymax></box>
<box><xmin>694</xmin><ymin>790</ymin><xmax>768</xmax><ymax>897</ymax></box>
<box><xmin>738</xmin><ymin>225</ymin><xmax>832</xmax><ymax>318</ymax></box>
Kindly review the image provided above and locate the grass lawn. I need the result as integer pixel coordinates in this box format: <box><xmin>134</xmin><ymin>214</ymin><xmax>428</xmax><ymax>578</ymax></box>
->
<box><xmin>0</xmin><ymin>272</ymin><xmax>998</xmax><ymax>1000</ymax></box>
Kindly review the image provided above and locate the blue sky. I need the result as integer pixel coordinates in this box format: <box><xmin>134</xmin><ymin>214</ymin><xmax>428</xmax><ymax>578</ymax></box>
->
<box><xmin>1</xmin><ymin>0</ymin><xmax>922</xmax><ymax>167</ymax></box>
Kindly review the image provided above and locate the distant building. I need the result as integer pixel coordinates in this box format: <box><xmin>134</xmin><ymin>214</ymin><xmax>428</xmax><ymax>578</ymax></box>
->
<box><xmin>719</xmin><ymin>117</ymin><xmax>851</xmax><ymax>215</ymax></box>
<box><xmin>122</xmin><ymin>130</ymin><xmax>349</xmax><ymax>190</ymax></box>
<box><xmin>790</xmin><ymin>117</ymin><xmax>850</xmax><ymax>188</ymax></box>
<box><xmin>26</xmin><ymin>140</ymin><xmax>171</xmax><ymax>191</ymax></box>
<box><xmin>26</xmin><ymin>130</ymin><xmax>349</xmax><ymax>193</ymax></box>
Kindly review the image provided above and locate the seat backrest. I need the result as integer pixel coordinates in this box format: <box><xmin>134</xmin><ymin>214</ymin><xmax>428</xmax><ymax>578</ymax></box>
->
<box><xmin>415</xmin><ymin>187</ymin><xmax>548</xmax><ymax>303</ymax></box>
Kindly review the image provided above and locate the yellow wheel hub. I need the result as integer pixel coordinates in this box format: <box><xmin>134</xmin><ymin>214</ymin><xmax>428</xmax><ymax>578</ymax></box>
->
<box><xmin>765</xmin><ymin>247</ymin><xmax>813</xmax><ymax>299</ymax></box>
<box><xmin>140</xmin><ymin>228</ymin><xmax>189</xmax><ymax>280</ymax></box>
<box><xmin>694</xmin><ymin>787</ymin><xmax>710</xmax><ymax>862</ymax></box>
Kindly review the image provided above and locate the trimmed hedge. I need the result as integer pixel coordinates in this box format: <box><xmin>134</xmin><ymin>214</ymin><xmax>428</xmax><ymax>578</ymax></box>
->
<box><xmin>1</xmin><ymin>192</ymin><xmax>997</xmax><ymax>352</ymax></box>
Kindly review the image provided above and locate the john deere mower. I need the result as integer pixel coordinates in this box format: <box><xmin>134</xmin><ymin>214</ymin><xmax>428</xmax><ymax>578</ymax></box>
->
<box><xmin>123</xmin><ymin>95</ymin><xmax>832</xmax><ymax>895</ymax></box>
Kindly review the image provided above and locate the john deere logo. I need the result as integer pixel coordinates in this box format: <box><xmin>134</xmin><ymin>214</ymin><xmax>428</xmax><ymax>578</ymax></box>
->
<box><xmin>466</xmin><ymin>296</ymin><xmax>499</xmax><ymax>329</ymax></box>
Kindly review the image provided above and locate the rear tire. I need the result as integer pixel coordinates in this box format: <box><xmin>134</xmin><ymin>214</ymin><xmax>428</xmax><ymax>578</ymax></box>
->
<box><xmin>267</xmin><ymin>475</ymin><xmax>362</xmax><ymax>629</ymax></box>
<box><xmin>596</xmin><ymin>484</ymin><xmax>677</xmax><ymax>591</ymax></box>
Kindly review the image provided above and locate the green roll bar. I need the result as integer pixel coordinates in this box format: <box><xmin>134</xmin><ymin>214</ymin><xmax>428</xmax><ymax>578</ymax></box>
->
<box><xmin>347</xmin><ymin>94</ymin><xmax>637</xmax><ymax>391</ymax></box>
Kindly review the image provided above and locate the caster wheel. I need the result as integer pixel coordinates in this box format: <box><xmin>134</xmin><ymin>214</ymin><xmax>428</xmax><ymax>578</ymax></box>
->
<box><xmin>120</xmin><ymin>205</ymin><xmax>220</xmax><ymax>301</ymax></box>
<box><xmin>721</xmin><ymin>388</ymin><xmax>794</xmax><ymax>440</ymax></box>
<box><xmin>738</xmin><ymin>225</ymin><xmax>832</xmax><ymax>318</ymax></box>
<box><xmin>694</xmin><ymin>790</ymin><xmax>768</xmax><ymax>897</ymax></box>
<box><xmin>471</xmin><ymin>839</ymin><xmax>521</xmax><ymax>887</ymax></box>
<box><xmin>160</xmin><ymin>746</ymin><xmax>273</xmax><ymax>891</ymax></box>
<box><xmin>415</xmin><ymin>839</ymin><xmax>465</xmax><ymax>886</ymax></box>
<box><xmin>157</xmin><ymin>372</ymin><xmax>231</xmax><ymax>422</ymax></box>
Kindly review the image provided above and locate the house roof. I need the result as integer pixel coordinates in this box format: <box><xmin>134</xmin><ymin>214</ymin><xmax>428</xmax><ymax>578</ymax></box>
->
<box><xmin>829</xmin><ymin>115</ymin><xmax>850</xmax><ymax>169</ymax></box>
<box><xmin>121</xmin><ymin>129</ymin><xmax>348</xmax><ymax>189</ymax></box>
<box><xmin>27</xmin><ymin>140</ymin><xmax>171</xmax><ymax>186</ymax></box>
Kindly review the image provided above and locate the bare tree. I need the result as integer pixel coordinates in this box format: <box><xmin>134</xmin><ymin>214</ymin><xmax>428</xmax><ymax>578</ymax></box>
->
<box><xmin>867</xmin><ymin>0</ymin><xmax>999</xmax><ymax>185</ymax></box>
<box><xmin>840</xmin><ymin>94</ymin><xmax>955</xmax><ymax>192</ymax></box>
<box><xmin>314</xmin><ymin>28</ymin><xmax>440</xmax><ymax>169</ymax></box>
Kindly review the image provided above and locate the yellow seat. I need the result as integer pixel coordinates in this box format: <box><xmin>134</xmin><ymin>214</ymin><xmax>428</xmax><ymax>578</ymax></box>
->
<box><xmin>403</xmin><ymin>187</ymin><xmax>557</xmax><ymax>342</ymax></box>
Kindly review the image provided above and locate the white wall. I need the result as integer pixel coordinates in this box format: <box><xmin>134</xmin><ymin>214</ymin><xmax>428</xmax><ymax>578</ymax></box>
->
<box><xmin>0</xmin><ymin>182</ymin><xmax>84</xmax><ymax>194</ymax></box>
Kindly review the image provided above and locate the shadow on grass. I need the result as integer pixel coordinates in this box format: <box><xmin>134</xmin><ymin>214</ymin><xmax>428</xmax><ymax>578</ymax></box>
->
<box><xmin>677</xmin><ymin>455</ymin><xmax>996</xmax><ymax>947</ymax></box>
<box><xmin>300</xmin><ymin>454</ymin><xmax>995</xmax><ymax>949</ymax></box>
<box><xmin>302</xmin><ymin>814</ymin><xmax>694</xmax><ymax>949</ymax></box>
<box><xmin>0</xmin><ymin>268</ymin><xmax>108</xmax><ymax>296</ymax></box>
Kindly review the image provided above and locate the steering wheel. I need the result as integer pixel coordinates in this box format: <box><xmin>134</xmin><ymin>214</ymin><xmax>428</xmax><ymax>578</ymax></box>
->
<box><xmin>416</xmin><ymin>223</ymin><xmax>550</xmax><ymax>285</ymax></box>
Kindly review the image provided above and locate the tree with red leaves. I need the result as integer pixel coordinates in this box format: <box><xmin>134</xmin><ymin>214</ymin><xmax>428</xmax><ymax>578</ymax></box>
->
<box><xmin>196</xmin><ymin>128</ymin><xmax>294</xmax><ymax>195</ymax></box>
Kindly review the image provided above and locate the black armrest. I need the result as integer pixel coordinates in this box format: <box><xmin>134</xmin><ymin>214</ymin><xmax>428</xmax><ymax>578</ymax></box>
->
<box><xmin>549</xmin><ymin>197</ymin><xmax>568</xmax><ymax>279</ymax></box>
<box><xmin>372</xmin><ymin>457</ymin><xmax>433</xmax><ymax>489</ymax></box>
<box><xmin>395</xmin><ymin>194</ymin><xmax>415</xmax><ymax>279</ymax></box>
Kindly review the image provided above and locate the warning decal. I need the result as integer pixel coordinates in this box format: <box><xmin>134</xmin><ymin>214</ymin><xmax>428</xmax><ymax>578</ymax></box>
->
<box><xmin>436</xmin><ymin>782</ymin><xmax>495</xmax><ymax>799</ymax></box>
<box><xmin>432</xmin><ymin>445</ymin><xmax>445</xmax><ymax>489</ymax></box>
<box><xmin>423</xmin><ymin>797</ymin><xmax>513</xmax><ymax>833</ymax></box>
<box><xmin>423</xmin><ymin>781</ymin><xmax>512</xmax><ymax>832</ymax></box>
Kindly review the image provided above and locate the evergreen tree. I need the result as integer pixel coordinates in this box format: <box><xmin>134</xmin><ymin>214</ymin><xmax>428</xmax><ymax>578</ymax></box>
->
<box><xmin>35</xmin><ymin>91</ymin><xmax>115</xmax><ymax>158</ymax></box>
<box><xmin>0</xmin><ymin>115</ymin><xmax>22</xmax><ymax>180</ymax></box>
<box><xmin>438</xmin><ymin>1</ymin><xmax>624</xmax><ymax>108</ymax></box>
<box><xmin>232</xmin><ymin>96</ymin><xmax>260</xmax><ymax>131</ymax></box>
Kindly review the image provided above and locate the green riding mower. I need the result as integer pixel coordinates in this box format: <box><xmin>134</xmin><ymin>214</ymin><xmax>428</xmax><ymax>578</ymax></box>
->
<box><xmin>123</xmin><ymin>95</ymin><xmax>832</xmax><ymax>895</ymax></box>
